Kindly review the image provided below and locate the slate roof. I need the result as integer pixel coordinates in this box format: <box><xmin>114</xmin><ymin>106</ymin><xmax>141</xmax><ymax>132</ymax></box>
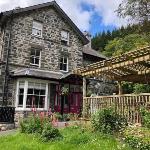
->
<box><xmin>83</xmin><ymin>47</ymin><xmax>107</xmax><ymax>59</ymax></box>
<box><xmin>11</xmin><ymin>68</ymin><xmax>64</xmax><ymax>80</ymax></box>
<box><xmin>11</xmin><ymin>68</ymin><xmax>83</xmax><ymax>80</ymax></box>
<box><xmin>0</xmin><ymin>1</ymin><xmax>88</xmax><ymax>45</ymax></box>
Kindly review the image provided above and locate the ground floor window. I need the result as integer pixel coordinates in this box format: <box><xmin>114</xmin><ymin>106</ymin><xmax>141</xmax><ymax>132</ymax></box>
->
<box><xmin>26</xmin><ymin>82</ymin><xmax>46</xmax><ymax>108</ymax></box>
<box><xmin>18</xmin><ymin>81</ymin><xmax>25</xmax><ymax>107</ymax></box>
<box><xmin>17</xmin><ymin>80</ymin><xmax>47</xmax><ymax>110</ymax></box>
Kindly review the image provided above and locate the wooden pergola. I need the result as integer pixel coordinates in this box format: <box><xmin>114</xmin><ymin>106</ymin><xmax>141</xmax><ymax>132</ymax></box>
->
<box><xmin>74</xmin><ymin>46</ymin><xmax>150</xmax><ymax>96</ymax></box>
<box><xmin>74</xmin><ymin>46</ymin><xmax>150</xmax><ymax>121</ymax></box>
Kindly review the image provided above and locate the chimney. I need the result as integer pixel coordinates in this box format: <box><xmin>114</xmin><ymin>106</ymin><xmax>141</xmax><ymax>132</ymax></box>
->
<box><xmin>83</xmin><ymin>31</ymin><xmax>91</xmax><ymax>49</ymax></box>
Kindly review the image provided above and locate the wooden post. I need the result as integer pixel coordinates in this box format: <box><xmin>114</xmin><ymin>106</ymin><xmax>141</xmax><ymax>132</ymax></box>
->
<box><xmin>118</xmin><ymin>81</ymin><xmax>123</xmax><ymax>95</ymax></box>
<box><xmin>83</xmin><ymin>77</ymin><xmax>87</xmax><ymax>97</ymax></box>
<box><xmin>83</xmin><ymin>77</ymin><xmax>87</xmax><ymax>117</ymax></box>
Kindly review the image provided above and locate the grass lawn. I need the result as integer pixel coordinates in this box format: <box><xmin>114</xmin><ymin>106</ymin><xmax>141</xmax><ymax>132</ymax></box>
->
<box><xmin>0</xmin><ymin>127</ymin><xmax>132</xmax><ymax>150</ymax></box>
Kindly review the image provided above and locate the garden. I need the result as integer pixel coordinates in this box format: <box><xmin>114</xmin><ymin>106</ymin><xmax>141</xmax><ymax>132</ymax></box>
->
<box><xmin>0</xmin><ymin>107</ymin><xmax>150</xmax><ymax>150</ymax></box>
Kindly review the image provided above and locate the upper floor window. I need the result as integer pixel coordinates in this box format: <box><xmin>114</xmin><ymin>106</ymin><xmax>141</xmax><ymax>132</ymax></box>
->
<box><xmin>32</xmin><ymin>21</ymin><xmax>43</xmax><ymax>37</ymax></box>
<box><xmin>30</xmin><ymin>48</ymin><xmax>41</xmax><ymax>67</ymax></box>
<box><xmin>61</xmin><ymin>30</ymin><xmax>69</xmax><ymax>46</ymax></box>
<box><xmin>60</xmin><ymin>56</ymin><xmax>68</xmax><ymax>72</ymax></box>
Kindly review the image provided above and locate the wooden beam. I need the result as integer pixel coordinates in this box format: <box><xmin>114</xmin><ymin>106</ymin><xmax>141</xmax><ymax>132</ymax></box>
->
<box><xmin>116</xmin><ymin>74</ymin><xmax>150</xmax><ymax>84</ymax></box>
<box><xmin>138</xmin><ymin>69</ymin><xmax>150</xmax><ymax>75</ymax></box>
<box><xmin>81</xmin><ymin>54</ymin><xmax>150</xmax><ymax>76</ymax></box>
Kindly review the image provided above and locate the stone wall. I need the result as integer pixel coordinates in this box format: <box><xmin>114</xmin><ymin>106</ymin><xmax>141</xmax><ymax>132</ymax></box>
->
<box><xmin>87</xmin><ymin>79</ymin><xmax>117</xmax><ymax>96</ymax></box>
<box><xmin>2</xmin><ymin>7</ymin><xmax>83</xmax><ymax>72</ymax></box>
<box><xmin>0</xmin><ymin>123</ymin><xmax>15</xmax><ymax>131</ymax></box>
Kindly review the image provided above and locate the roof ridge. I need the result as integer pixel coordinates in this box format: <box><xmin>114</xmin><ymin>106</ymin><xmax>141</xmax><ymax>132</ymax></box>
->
<box><xmin>0</xmin><ymin>1</ymin><xmax>88</xmax><ymax>45</ymax></box>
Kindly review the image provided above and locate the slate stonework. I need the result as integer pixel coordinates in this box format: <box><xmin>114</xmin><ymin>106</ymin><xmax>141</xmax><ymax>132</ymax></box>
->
<box><xmin>3</xmin><ymin>8</ymin><xmax>83</xmax><ymax>71</ymax></box>
<box><xmin>0</xmin><ymin>6</ymin><xmax>84</xmax><ymax>106</ymax></box>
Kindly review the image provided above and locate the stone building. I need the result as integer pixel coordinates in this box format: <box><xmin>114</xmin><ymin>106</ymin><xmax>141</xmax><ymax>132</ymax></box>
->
<box><xmin>0</xmin><ymin>1</ymin><xmax>111</xmax><ymax>118</ymax></box>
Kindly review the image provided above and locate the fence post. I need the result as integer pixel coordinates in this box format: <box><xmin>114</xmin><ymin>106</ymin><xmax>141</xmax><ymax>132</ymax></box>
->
<box><xmin>82</xmin><ymin>77</ymin><xmax>87</xmax><ymax>117</ymax></box>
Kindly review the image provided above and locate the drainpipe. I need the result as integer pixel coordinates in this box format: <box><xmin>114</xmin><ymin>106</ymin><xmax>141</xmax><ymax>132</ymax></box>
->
<box><xmin>2</xmin><ymin>11</ymin><xmax>13</xmax><ymax>106</ymax></box>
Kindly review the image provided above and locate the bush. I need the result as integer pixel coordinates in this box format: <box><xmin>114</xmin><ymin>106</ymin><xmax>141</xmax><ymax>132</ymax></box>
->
<box><xmin>133</xmin><ymin>84</ymin><xmax>150</xmax><ymax>94</ymax></box>
<box><xmin>41</xmin><ymin>123</ymin><xmax>62</xmax><ymax>141</ymax></box>
<box><xmin>91</xmin><ymin>108</ymin><xmax>127</xmax><ymax>134</ymax></box>
<box><xmin>140</xmin><ymin>108</ymin><xmax>150</xmax><ymax>128</ymax></box>
<box><xmin>20</xmin><ymin>116</ymin><xmax>62</xmax><ymax>142</ymax></box>
<box><xmin>124</xmin><ymin>126</ymin><xmax>150</xmax><ymax>150</ymax></box>
<box><xmin>54</xmin><ymin>112</ymin><xmax>63</xmax><ymax>121</ymax></box>
<box><xmin>20</xmin><ymin>116</ymin><xmax>43</xmax><ymax>134</ymax></box>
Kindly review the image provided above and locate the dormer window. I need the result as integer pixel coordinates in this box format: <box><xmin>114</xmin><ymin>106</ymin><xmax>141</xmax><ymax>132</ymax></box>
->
<box><xmin>61</xmin><ymin>30</ymin><xmax>69</xmax><ymax>46</ymax></box>
<box><xmin>32</xmin><ymin>21</ymin><xmax>43</xmax><ymax>37</ymax></box>
<box><xmin>60</xmin><ymin>56</ymin><xmax>68</xmax><ymax>72</ymax></box>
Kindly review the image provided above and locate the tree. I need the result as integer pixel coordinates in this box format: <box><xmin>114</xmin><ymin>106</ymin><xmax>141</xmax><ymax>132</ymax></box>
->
<box><xmin>117</xmin><ymin>0</ymin><xmax>150</xmax><ymax>23</ymax></box>
<box><xmin>103</xmin><ymin>38</ymin><xmax>121</xmax><ymax>57</ymax></box>
<box><xmin>104</xmin><ymin>34</ymin><xmax>148</xmax><ymax>57</ymax></box>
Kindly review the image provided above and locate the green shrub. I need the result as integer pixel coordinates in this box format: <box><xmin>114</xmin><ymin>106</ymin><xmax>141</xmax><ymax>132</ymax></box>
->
<box><xmin>41</xmin><ymin>123</ymin><xmax>62</xmax><ymax>141</ymax></box>
<box><xmin>20</xmin><ymin>116</ymin><xmax>43</xmax><ymax>134</ymax></box>
<box><xmin>91</xmin><ymin>108</ymin><xmax>127</xmax><ymax>134</ymax></box>
<box><xmin>54</xmin><ymin>112</ymin><xmax>63</xmax><ymax>121</ymax></box>
<box><xmin>133</xmin><ymin>84</ymin><xmax>150</xmax><ymax>94</ymax></box>
<box><xmin>124</xmin><ymin>126</ymin><xmax>150</xmax><ymax>150</ymax></box>
<box><xmin>140</xmin><ymin>108</ymin><xmax>150</xmax><ymax>128</ymax></box>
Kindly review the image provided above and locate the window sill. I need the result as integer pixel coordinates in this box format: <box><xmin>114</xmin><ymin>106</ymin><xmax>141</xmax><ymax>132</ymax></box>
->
<box><xmin>60</xmin><ymin>70</ymin><xmax>68</xmax><ymax>73</ymax></box>
<box><xmin>15</xmin><ymin>108</ymin><xmax>47</xmax><ymax>111</ymax></box>
<box><xmin>61</xmin><ymin>42</ymin><xmax>70</xmax><ymax>47</ymax></box>
<box><xmin>30</xmin><ymin>63</ymin><xmax>40</xmax><ymax>68</ymax></box>
<box><xmin>31</xmin><ymin>34</ymin><xmax>42</xmax><ymax>39</ymax></box>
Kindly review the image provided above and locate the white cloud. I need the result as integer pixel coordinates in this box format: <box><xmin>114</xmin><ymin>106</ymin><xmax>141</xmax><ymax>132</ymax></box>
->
<box><xmin>85</xmin><ymin>0</ymin><xmax>129</xmax><ymax>27</ymax></box>
<box><xmin>0</xmin><ymin>0</ymin><xmax>129</xmax><ymax>31</ymax></box>
<box><xmin>0</xmin><ymin>0</ymin><xmax>92</xmax><ymax>31</ymax></box>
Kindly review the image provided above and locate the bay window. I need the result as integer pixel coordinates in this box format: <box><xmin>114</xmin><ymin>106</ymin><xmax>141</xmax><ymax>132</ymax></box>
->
<box><xmin>26</xmin><ymin>82</ymin><xmax>46</xmax><ymax>108</ymax></box>
<box><xmin>18</xmin><ymin>81</ymin><xmax>25</xmax><ymax>108</ymax></box>
<box><xmin>16</xmin><ymin>80</ymin><xmax>48</xmax><ymax>110</ymax></box>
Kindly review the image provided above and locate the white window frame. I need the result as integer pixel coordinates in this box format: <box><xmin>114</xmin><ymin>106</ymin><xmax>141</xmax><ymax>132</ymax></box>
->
<box><xmin>61</xmin><ymin>30</ymin><xmax>69</xmax><ymax>45</ymax></box>
<box><xmin>30</xmin><ymin>48</ymin><xmax>41</xmax><ymax>68</ymax></box>
<box><xmin>32</xmin><ymin>21</ymin><xmax>43</xmax><ymax>37</ymax></box>
<box><xmin>60</xmin><ymin>56</ymin><xmax>68</xmax><ymax>72</ymax></box>
<box><xmin>15</xmin><ymin>79</ymin><xmax>49</xmax><ymax>111</ymax></box>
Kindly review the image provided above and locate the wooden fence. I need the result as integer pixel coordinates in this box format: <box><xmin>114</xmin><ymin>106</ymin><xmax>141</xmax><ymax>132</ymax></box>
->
<box><xmin>83</xmin><ymin>93</ymin><xmax>150</xmax><ymax>124</ymax></box>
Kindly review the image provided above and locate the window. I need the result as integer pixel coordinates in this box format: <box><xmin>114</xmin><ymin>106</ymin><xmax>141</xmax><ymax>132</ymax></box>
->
<box><xmin>26</xmin><ymin>82</ymin><xmax>46</xmax><ymax>108</ymax></box>
<box><xmin>17</xmin><ymin>81</ymin><xmax>47</xmax><ymax>109</ymax></box>
<box><xmin>32</xmin><ymin>21</ymin><xmax>43</xmax><ymax>37</ymax></box>
<box><xmin>30</xmin><ymin>48</ymin><xmax>40</xmax><ymax>67</ymax></box>
<box><xmin>18</xmin><ymin>81</ymin><xmax>25</xmax><ymax>108</ymax></box>
<box><xmin>61</xmin><ymin>30</ymin><xmax>69</xmax><ymax>46</ymax></box>
<box><xmin>60</xmin><ymin>57</ymin><xmax>68</xmax><ymax>72</ymax></box>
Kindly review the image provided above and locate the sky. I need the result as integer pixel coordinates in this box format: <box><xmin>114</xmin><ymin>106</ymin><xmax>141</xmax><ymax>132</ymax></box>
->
<box><xmin>0</xmin><ymin>0</ymin><xmax>129</xmax><ymax>36</ymax></box>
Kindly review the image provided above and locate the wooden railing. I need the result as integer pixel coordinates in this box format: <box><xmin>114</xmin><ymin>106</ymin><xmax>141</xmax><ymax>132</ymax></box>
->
<box><xmin>83</xmin><ymin>93</ymin><xmax>150</xmax><ymax>124</ymax></box>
